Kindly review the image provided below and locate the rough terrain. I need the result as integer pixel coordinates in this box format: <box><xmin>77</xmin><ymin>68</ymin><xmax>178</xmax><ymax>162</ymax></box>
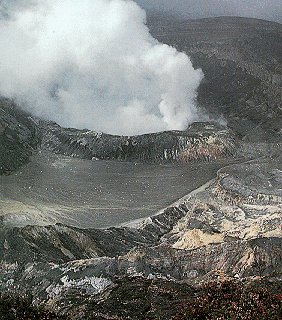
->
<box><xmin>0</xmin><ymin>153</ymin><xmax>281</xmax><ymax>319</ymax></box>
<box><xmin>0</xmin><ymin>15</ymin><xmax>281</xmax><ymax>320</ymax></box>
<box><xmin>148</xmin><ymin>16</ymin><xmax>282</xmax><ymax>141</ymax></box>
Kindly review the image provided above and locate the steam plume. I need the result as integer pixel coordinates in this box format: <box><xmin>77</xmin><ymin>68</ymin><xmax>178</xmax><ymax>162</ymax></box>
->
<box><xmin>0</xmin><ymin>0</ymin><xmax>203</xmax><ymax>135</ymax></box>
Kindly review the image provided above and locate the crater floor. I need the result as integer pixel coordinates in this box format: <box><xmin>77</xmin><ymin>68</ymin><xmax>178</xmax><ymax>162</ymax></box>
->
<box><xmin>0</xmin><ymin>151</ymin><xmax>234</xmax><ymax>228</ymax></box>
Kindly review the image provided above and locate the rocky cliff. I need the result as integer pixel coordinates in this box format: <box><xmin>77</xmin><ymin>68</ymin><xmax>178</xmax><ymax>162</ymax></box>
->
<box><xmin>0</xmin><ymin>98</ymin><xmax>41</xmax><ymax>175</ymax></box>
<box><xmin>0</xmin><ymin>97</ymin><xmax>238</xmax><ymax>176</ymax></box>
<box><xmin>0</xmin><ymin>153</ymin><xmax>281</xmax><ymax>319</ymax></box>
<box><xmin>0</xmin><ymin>15</ymin><xmax>281</xmax><ymax>319</ymax></box>
<box><xmin>148</xmin><ymin>16</ymin><xmax>282</xmax><ymax>141</ymax></box>
<box><xmin>40</xmin><ymin>120</ymin><xmax>237</xmax><ymax>163</ymax></box>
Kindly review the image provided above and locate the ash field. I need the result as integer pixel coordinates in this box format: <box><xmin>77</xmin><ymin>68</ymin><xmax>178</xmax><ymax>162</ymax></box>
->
<box><xmin>0</xmin><ymin>151</ymin><xmax>233</xmax><ymax>228</ymax></box>
<box><xmin>0</xmin><ymin>7</ymin><xmax>281</xmax><ymax>320</ymax></box>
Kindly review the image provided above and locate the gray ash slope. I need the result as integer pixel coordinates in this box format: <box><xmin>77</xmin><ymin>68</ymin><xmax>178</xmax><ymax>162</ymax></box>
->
<box><xmin>0</xmin><ymin>16</ymin><xmax>281</xmax><ymax>320</ymax></box>
<box><xmin>0</xmin><ymin>98</ymin><xmax>41</xmax><ymax>175</ymax></box>
<box><xmin>0</xmin><ymin>154</ymin><xmax>281</xmax><ymax>319</ymax></box>
<box><xmin>0</xmin><ymin>99</ymin><xmax>238</xmax><ymax>229</ymax></box>
<box><xmin>41</xmin><ymin>120</ymin><xmax>236</xmax><ymax>163</ymax></box>
<box><xmin>1</xmin><ymin>151</ymin><xmax>234</xmax><ymax>228</ymax></box>
<box><xmin>0</xmin><ymin>97</ymin><xmax>237</xmax><ymax>176</ymax></box>
<box><xmin>148</xmin><ymin>16</ymin><xmax>282</xmax><ymax>141</ymax></box>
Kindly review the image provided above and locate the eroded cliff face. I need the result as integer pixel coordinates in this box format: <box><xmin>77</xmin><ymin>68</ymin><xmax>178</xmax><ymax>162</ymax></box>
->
<box><xmin>40</xmin><ymin>120</ymin><xmax>237</xmax><ymax>163</ymax></box>
<box><xmin>0</xmin><ymin>154</ymin><xmax>281</xmax><ymax>319</ymax></box>
<box><xmin>0</xmin><ymin>97</ymin><xmax>238</xmax><ymax>178</ymax></box>
<box><xmin>0</xmin><ymin>15</ymin><xmax>281</xmax><ymax>319</ymax></box>
<box><xmin>0</xmin><ymin>99</ymin><xmax>41</xmax><ymax>175</ymax></box>
<box><xmin>165</xmin><ymin>157</ymin><xmax>282</xmax><ymax>251</ymax></box>
<box><xmin>148</xmin><ymin>16</ymin><xmax>282</xmax><ymax>141</ymax></box>
<box><xmin>0</xmin><ymin>93</ymin><xmax>281</xmax><ymax>320</ymax></box>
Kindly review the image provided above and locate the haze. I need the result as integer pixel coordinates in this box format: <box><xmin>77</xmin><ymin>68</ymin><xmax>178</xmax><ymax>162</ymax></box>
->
<box><xmin>136</xmin><ymin>0</ymin><xmax>282</xmax><ymax>23</ymax></box>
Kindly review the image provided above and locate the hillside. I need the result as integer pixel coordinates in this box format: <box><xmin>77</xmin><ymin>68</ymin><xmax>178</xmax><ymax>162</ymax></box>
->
<box><xmin>148</xmin><ymin>16</ymin><xmax>282</xmax><ymax>141</ymax></box>
<box><xmin>0</xmin><ymin>16</ymin><xmax>281</xmax><ymax>320</ymax></box>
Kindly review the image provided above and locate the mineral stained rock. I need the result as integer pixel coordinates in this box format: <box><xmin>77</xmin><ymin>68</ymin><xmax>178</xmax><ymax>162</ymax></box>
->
<box><xmin>0</xmin><ymin>154</ymin><xmax>281</xmax><ymax>319</ymax></box>
<box><xmin>0</xmin><ymin>97</ymin><xmax>237</xmax><ymax>177</ymax></box>
<box><xmin>0</xmin><ymin>15</ymin><xmax>281</xmax><ymax>320</ymax></box>
<box><xmin>40</xmin><ymin>120</ymin><xmax>237</xmax><ymax>163</ymax></box>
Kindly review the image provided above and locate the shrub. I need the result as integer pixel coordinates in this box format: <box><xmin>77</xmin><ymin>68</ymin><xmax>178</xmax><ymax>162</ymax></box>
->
<box><xmin>173</xmin><ymin>280</ymin><xmax>282</xmax><ymax>320</ymax></box>
<box><xmin>0</xmin><ymin>293</ymin><xmax>66</xmax><ymax>320</ymax></box>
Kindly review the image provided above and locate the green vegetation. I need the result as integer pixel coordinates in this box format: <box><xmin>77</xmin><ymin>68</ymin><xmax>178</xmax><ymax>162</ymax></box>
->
<box><xmin>173</xmin><ymin>280</ymin><xmax>282</xmax><ymax>320</ymax></box>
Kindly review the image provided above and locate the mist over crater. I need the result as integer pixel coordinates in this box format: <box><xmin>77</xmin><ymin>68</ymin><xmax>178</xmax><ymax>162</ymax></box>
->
<box><xmin>0</xmin><ymin>0</ymin><xmax>203</xmax><ymax>135</ymax></box>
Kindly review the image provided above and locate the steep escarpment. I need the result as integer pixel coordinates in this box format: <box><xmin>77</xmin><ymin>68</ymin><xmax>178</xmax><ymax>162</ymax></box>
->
<box><xmin>0</xmin><ymin>101</ymin><xmax>280</xmax><ymax>319</ymax></box>
<box><xmin>0</xmin><ymin>98</ymin><xmax>41</xmax><ymax>175</ymax></box>
<box><xmin>0</xmin><ymin>16</ymin><xmax>281</xmax><ymax>319</ymax></box>
<box><xmin>0</xmin><ymin>205</ymin><xmax>186</xmax><ymax>264</ymax></box>
<box><xmin>0</xmin><ymin>98</ymin><xmax>238</xmax><ymax>176</ymax></box>
<box><xmin>0</xmin><ymin>154</ymin><xmax>281</xmax><ymax>318</ymax></box>
<box><xmin>148</xmin><ymin>16</ymin><xmax>282</xmax><ymax>141</ymax></box>
<box><xmin>215</xmin><ymin>157</ymin><xmax>282</xmax><ymax>204</ymax></box>
<box><xmin>40</xmin><ymin>120</ymin><xmax>237</xmax><ymax>163</ymax></box>
<box><xmin>165</xmin><ymin>158</ymin><xmax>282</xmax><ymax>251</ymax></box>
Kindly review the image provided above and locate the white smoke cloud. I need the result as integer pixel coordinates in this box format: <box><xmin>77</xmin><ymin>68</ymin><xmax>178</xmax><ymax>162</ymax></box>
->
<box><xmin>0</xmin><ymin>0</ymin><xmax>203</xmax><ymax>135</ymax></box>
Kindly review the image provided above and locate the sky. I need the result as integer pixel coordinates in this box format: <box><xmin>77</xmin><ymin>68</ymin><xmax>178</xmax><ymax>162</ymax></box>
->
<box><xmin>136</xmin><ymin>0</ymin><xmax>282</xmax><ymax>23</ymax></box>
